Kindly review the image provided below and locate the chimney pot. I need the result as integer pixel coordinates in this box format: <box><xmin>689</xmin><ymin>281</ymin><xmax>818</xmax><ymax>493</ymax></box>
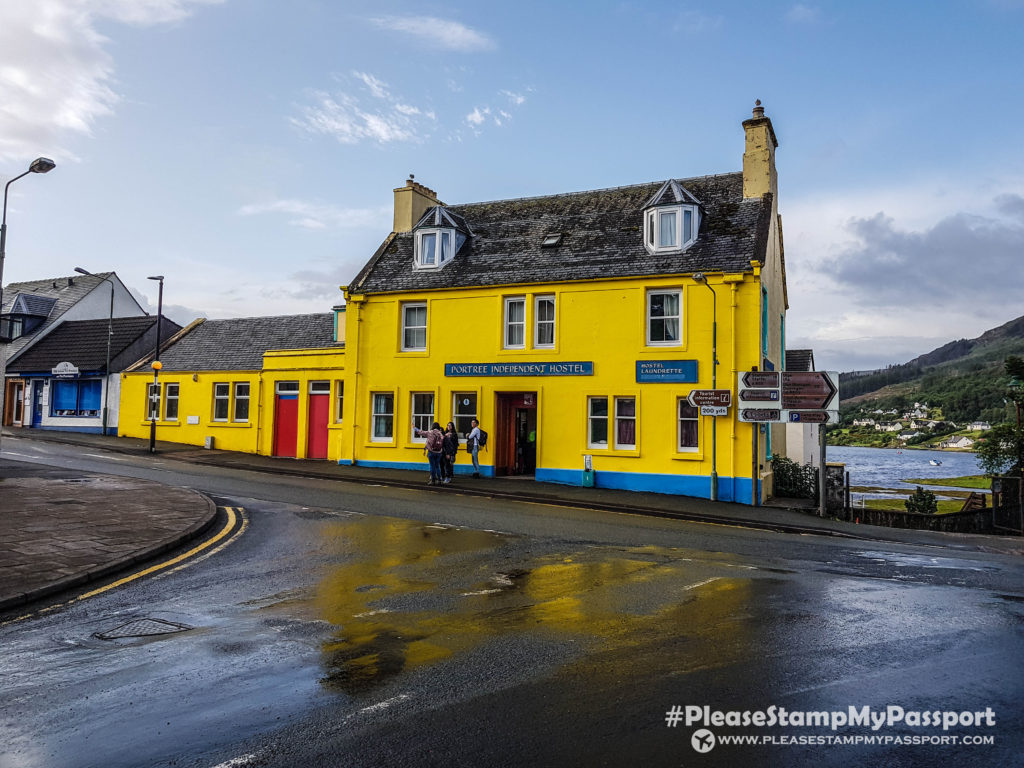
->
<box><xmin>752</xmin><ymin>99</ymin><xmax>765</xmax><ymax>119</ymax></box>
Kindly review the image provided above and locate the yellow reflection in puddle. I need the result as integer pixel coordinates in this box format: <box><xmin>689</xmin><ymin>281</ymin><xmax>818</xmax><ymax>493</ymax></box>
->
<box><xmin>288</xmin><ymin>516</ymin><xmax>754</xmax><ymax>695</ymax></box>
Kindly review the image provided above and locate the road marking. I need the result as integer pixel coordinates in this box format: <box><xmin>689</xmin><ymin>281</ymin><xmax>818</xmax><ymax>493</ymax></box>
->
<box><xmin>358</xmin><ymin>693</ymin><xmax>412</xmax><ymax>715</ymax></box>
<box><xmin>209</xmin><ymin>754</ymin><xmax>258</xmax><ymax>768</ymax></box>
<box><xmin>683</xmin><ymin>577</ymin><xmax>721</xmax><ymax>591</ymax></box>
<box><xmin>0</xmin><ymin>507</ymin><xmax>246</xmax><ymax>626</ymax></box>
<box><xmin>82</xmin><ymin>452</ymin><xmax>127</xmax><ymax>461</ymax></box>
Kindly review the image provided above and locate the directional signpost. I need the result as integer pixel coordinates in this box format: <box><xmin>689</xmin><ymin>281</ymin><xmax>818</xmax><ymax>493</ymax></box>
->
<box><xmin>688</xmin><ymin>389</ymin><xmax>731</xmax><ymax>417</ymax></box>
<box><xmin>738</xmin><ymin>370</ymin><xmax>839</xmax><ymax>423</ymax></box>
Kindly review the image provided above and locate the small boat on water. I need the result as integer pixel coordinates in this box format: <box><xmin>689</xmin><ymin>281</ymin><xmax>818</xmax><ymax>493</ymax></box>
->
<box><xmin>929</xmin><ymin>459</ymin><xmax>942</xmax><ymax>466</ymax></box>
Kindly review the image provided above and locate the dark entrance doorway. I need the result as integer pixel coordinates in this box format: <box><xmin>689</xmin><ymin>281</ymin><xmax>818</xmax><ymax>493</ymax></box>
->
<box><xmin>495</xmin><ymin>392</ymin><xmax>537</xmax><ymax>476</ymax></box>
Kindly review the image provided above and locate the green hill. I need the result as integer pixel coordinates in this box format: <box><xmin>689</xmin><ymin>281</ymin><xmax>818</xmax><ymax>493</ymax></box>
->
<box><xmin>839</xmin><ymin>314</ymin><xmax>1024</xmax><ymax>425</ymax></box>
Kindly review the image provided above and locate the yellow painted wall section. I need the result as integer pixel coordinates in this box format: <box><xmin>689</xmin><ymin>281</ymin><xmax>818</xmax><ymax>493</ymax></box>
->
<box><xmin>118</xmin><ymin>345</ymin><xmax>347</xmax><ymax>460</ymax></box>
<box><xmin>342</xmin><ymin>274</ymin><xmax>765</xmax><ymax>496</ymax></box>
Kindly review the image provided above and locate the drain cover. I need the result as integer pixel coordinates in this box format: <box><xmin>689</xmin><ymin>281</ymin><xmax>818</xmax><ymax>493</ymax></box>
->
<box><xmin>95</xmin><ymin>618</ymin><xmax>192</xmax><ymax>640</ymax></box>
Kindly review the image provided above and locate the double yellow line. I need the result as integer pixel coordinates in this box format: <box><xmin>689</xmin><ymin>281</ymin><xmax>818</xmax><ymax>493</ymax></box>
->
<box><xmin>1</xmin><ymin>506</ymin><xmax>246</xmax><ymax>626</ymax></box>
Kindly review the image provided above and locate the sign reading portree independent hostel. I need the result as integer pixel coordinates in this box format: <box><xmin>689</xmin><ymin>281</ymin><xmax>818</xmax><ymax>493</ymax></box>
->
<box><xmin>445</xmin><ymin>362</ymin><xmax>594</xmax><ymax>376</ymax></box>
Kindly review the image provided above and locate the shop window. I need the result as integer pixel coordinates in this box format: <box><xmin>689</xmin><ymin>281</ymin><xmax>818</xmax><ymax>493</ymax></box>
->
<box><xmin>615</xmin><ymin>397</ymin><xmax>636</xmax><ymax>449</ymax></box>
<box><xmin>50</xmin><ymin>378</ymin><xmax>102</xmax><ymax>417</ymax></box>
<box><xmin>371</xmin><ymin>392</ymin><xmax>394</xmax><ymax>441</ymax></box>
<box><xmin>411</xmin><ymin>392</ymin><xmax>435</xmax><ymax>441</ymax></box>
<box><xmin>233</xmin><ymin>382</ymin><xmax>250</xmax><ymax>422</ymax></box>
<box><xmin>588</xmin><ymin>396</ymin><xmax>609</xmax><ymax>448</ymax></box>
<box><xmin>164</xmin><ymin>383</ymin><xmax>179</xmax><ymax>421</ymax></box>
<box><xmin>678</xmin><ymin>400</ymin><xmax>699</xmax><ymax>451</ymax></box>
<box><xmin>453</xmin><ymin>392</ymin><xmax>477</xmax><ymax>438</ymax></box>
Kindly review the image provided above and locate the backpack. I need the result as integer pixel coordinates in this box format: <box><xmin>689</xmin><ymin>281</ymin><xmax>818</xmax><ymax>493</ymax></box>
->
<box><xmin>425</xmin><ymin>429</ymin><xmax>443</xmax><ymax>452</ymax></box>
<box><xmin>477</xmin><ymin>429</ymin><xmax>488</xmax><ymax>448</ymax></box>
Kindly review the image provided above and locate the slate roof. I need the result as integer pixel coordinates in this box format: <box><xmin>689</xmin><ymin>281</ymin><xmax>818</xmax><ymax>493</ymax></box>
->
<box><xmin>146</xmin><ymin>313</ymin><xmax>338</xmax><ymax>372</ymax></box>
<box><xmin>9</xmin><ymin>293</ymin><xmax>57</xmax><ymax>316</ymax></box>
<box><xmin>350</xmin><ymin>172</ymin><xmax>771</xmax><ymax>295</ymax></box>
<box><xmin>785</xmin><ymin>349</ymin><xmax>815</xmax><ymax>372</ymax></box>
<box><xmin>1</xmin><ymin>273</ymin><xmax>117</xmax><ymax>358</ymax></box>
<box><xmin>7</xmin><ymin>317</ymin><xmax>164</xmax><ymax>372</ymax></box>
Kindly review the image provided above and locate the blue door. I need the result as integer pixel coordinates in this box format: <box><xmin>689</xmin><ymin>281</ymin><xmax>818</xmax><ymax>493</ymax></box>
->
<box><xmin>31</xmin><ymin>382</ymin><xmax>44</xmax><ymax>427</ymax></box>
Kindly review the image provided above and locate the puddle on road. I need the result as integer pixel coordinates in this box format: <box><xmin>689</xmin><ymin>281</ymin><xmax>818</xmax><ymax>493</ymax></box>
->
<box><xmin>260</xmin><ymin>515</ymin><xmax>756</xmax><ymax>696</ymax></box>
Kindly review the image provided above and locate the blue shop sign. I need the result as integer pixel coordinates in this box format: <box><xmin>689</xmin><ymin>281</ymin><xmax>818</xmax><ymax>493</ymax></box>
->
<box><xmin>635</xmin><ymin>360</ymin><xmax>699</xmax><ymax>383</ymax></box>
<box><xmin>445</xmin><ymin>361</ymin><xmax>594</xmax><ymax>377</ymax></box>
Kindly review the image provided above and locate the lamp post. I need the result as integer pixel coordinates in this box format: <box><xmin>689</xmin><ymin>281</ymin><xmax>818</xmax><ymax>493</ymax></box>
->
<box><xmin>0</xmin><ymin>157</ymin><xmax>55</xmax><ymax>455</ymax></box>
<box><xmin>74</xmin><ymin>268</ymin><xmax>115</xmax><ymax>435</ymax></box>
<box><xmin>693</xmin><ymin>273</ymin><xmax>719</xmax><ymax>502</ymax></box>
<box><xmin>147</xmin><ymin>275</ymin><xmax>164</xmax><ymax>453</ymax></box>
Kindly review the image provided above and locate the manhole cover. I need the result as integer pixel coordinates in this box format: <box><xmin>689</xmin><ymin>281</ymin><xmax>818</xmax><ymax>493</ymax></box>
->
<box><xmin>95</xmin><ymin>618</ymin><xmax>192</xmax><ymax>640</ymax></box>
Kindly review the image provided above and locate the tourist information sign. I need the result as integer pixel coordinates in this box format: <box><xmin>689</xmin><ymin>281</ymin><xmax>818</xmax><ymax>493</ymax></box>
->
<box><xmin>738</xmin><ymin>370</ymin><xmax>840</xmax><ymax>423</ymax></box>
<box><xmin>687</xmin><ymin>390</ymin><xmax>732</xmax><ymax>408</ymax></box>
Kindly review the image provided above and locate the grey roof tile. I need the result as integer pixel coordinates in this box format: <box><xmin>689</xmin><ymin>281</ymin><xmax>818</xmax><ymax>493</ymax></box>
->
<box><xmin>152</xmin><ymin>313</ymin><xmax>338</xmax><ymax>372</ymax></box>
<box><xmin>350</xmin><ymin>172</ymin><xmax>770</xmax><ymax>294</ymax></box>
<box><xmin>7</xmin><ymin>317</ymin><xmax>170</xmax><ymax>372</ymax></box>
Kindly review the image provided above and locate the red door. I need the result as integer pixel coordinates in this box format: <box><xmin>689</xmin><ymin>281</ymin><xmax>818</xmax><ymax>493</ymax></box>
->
<box><xmin>307</xmin><ymin>393</ymin><xmax>330</xmax><ymax>459</ymax></box>
<box><xmin>273</xmin><ymin>393</ymin><xmax>298</xmax><ymax>458</ymax></box>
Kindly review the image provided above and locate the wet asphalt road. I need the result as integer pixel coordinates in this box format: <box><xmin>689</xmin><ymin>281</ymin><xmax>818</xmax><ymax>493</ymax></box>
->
<box><xmin>1</xmin><ymin>438</ymin><xmax>1023</xmax><ymax>768</ymax></box>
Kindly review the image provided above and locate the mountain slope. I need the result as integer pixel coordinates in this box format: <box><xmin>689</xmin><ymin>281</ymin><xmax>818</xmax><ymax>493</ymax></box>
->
<box><xmin>839</xmin><ymin>314</ymin><xmax>1024</xmax><ymax>424</ymax></box>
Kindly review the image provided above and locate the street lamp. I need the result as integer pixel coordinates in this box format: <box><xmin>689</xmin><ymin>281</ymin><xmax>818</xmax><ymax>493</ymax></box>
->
<box><xmin>147</xmin><ymin>275</ymin><xmax>164</xmax><ymax>454</ymax></box>
<box><xmin>693</xmin><ymin>273</ymin><xmax>719</xmax><ymax>502</ymax></box>
<box><xmin>0</xmin><ymin>157</ymin><xmax>55</xmax><ymax>454</ymax></box>
<box><xmin>74</xmin><ymin>267</ymin><xmax>115</xmax><ymax>436</ymax></box>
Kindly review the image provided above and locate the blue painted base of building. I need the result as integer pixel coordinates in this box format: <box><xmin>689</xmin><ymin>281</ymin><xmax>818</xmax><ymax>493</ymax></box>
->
<box><xmin>24</xmin><ymin>425</ymin><xmax>116</xmax><ymax>436</ymax></box>
<box><xmin>338</xmin><ymin>459</ymin><xmax>495</xmax><ymax>477</ymax></box>
<box><xmin>536</xmin><ymin>467</ymin><xmax>760</xmax><ymax>504</ymax></box>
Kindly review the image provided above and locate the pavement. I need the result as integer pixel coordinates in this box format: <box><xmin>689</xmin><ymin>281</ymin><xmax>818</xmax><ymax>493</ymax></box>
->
<box><xmin>1</xmin><ymin>427</ymin><xmax>1021</xmax><ymax>612</ymax></box>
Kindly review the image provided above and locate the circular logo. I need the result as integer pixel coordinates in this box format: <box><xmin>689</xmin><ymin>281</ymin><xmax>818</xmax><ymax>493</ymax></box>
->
<box><xmin>691</xmin><ymin>729</ymin><xmax>716</xmax><ymax>753</ymax></box>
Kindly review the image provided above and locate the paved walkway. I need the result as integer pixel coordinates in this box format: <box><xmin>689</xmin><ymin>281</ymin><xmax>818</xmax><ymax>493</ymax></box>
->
<box><xmin>0</xmin><ymin>460</ymin><xmax>216</xmax><ymax>611</ymax></box>
<box><xmin>1</xmin><ymin>427</ymin><xmax>1020</xmax><ymax>611</ymax></box>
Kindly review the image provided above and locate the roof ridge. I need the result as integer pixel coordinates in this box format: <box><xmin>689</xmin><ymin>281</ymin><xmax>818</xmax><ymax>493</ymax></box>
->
<box><xmin>199</xmin><ymin>311</ymin><xmax>333</xmax><ymax>324</ymax></box>
<box><xmin>449</xmin><ymin>172</ymin><xmax>742</xmax><ymax>209</ymax></box>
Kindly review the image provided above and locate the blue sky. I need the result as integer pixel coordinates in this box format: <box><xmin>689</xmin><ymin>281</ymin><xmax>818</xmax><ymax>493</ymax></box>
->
<box><xmin>2</xmin><ymin>0</ymin><xmax>1022</xmax><ymax>371</ymax></box>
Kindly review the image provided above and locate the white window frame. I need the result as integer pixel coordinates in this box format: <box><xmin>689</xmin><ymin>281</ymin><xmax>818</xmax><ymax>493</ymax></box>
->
<box><xmin>371</xmin><ymin>392</ymin><xmax>394</xmax><ymax>442</ymax></box>
<box><xmin>644</xmin><ymin>205</ymin><xmax>698</xmax><ymax>254</ymax></box>
<box><xmin>213</xmin><ymin>382</ymin><xmax>230</xmax><ymax>422</ymax></box>
<box><xmin>647</xmin><ymin>289</ymin><xmax>682</xmax><ymax>346</ymax></box>
<box><xmin>233</xmin><ymin>382</ymin><xmax>250</xmax><ymax>422</ymax></box>
<box><xmin>309</xmin><ymin>380</ymin><xmax>331</xmax><ymax>394</ymax></box>
<box><xmin>504</xmin><ymin>296</ymin><xmax>526</xmax><ymax>349</ymax></box>
<box><xmin>402</xmin><ymin>302</ymin><xmax>428</xmax><ymax>351</ymax></box>
<box><xmin>614</xmin><ymin>397</ymin><xmax>636</xmax><ymax>450</ymax></box>
<box><xmin>588</xmin><ymin>396</ymin><xmax>609</xmax><ymax>449</ymax></box>
<box><xmin>336</xmin><ymin>381</ymin><xmax>344</xmax><ymax>423</ymax></box>
<box><xmin>678</xmin><ymin>399</ymin><xmax>699</xmax><ymax>452</ymax></box>
<box><xmin>410</xmin><ymin>392</ymin><xmax>435</xmax><ymax>442</ymax></box>
<box><xmin>414</xmin><ymin>228</ymin><xmax>455</xmax><ymax>269</ymax></box>
<box><xmin>534</xmin><ymin>295</ymin><xmax>556</xmax><ymax>348</ymax></box>
<box><xmin>146</xmin><ymin>383</ymin><xmax>159</xmax><ymax>420</ymax></box>
<box><xmin>453</xmin><ymin>392</ymin><xmax>477</xmax><ymax>440</ymax></box>
<box><xmin>163</xmin><ymin>382</ymin><xmax>179</xmax><ymax>422</ymax></box>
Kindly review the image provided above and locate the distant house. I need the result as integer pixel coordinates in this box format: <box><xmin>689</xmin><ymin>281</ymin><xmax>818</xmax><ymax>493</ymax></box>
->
<box><xmin>910</xmin><ymin>419</ymin><xmax>939</xmax><ymax>430</ymax></box>
<box><xmin>898</xmin><ymin>431</ymin><xmax>922</xmax><ymax>442</ymax></box>
<box><xmin>968</xmin><ymin>421</ymin><xmax>991</xmax><ymax>431</ymax></box>
<box><xmin>875</xmin><ymin>422</ymin><xmax>903</xmax><ymax>432</ymax></box>
<box><xmin>941</xmin><ymin>436</ymin><xmax>975</xmax><ymax>449</ymax></box>
<box><xmin>853</xmin><ymin>418</ymin><xmax>876</xmax><ymax>427</ymax></box>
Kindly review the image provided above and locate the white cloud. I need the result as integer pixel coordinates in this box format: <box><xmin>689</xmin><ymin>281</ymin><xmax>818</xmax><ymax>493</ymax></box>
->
<box><xmin>786</xmin><ymin>4</ymin><xmax>823</xmax><ymax>24</ymax></box>
<box><xmin>465</xmin><ymin>107</ymin><xmax>488</xmax><ymax>127</ymax></box>
<box><xmin>672</xmin><ymin>9</ymin><xmax>724</xmax><ymax>34</ymax></box>
<box><xmin>238</xmin><ymin>199</ymin><xmax>390</xmax><ymax>230</ymax></box>
<box><xmin>369</xmin><ymin>15</ymin><xmax>495</xmax><ymax>52</ymax></box>
<box><xmin>0</xmin><ymin>0</ymin><xmax>221</xmax><ymax>164</ymax></box>
<box><xmin>501</xmin><ymin>90</ymin><xmax>526</xmax><ymax>106</ymax></box>
<box><xmin>352</xmin><ymin>71</ymin><xmax>389</xmax><ymax>99</ymax></box>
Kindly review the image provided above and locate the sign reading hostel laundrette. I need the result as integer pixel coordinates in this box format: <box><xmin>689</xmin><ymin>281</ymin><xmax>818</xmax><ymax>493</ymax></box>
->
<box><xmin>635</xmin><ymin>360</ymin><xmax>699</xmax><ymax>383</ymax></box>
<box><xmin>445</xmin><ymin>362</ymin><xmax>594</xmax><ymax>376</ymax></box>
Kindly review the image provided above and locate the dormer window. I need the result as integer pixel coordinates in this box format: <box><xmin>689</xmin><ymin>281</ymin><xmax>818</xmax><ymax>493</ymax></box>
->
<box><xmin>644</xmin><ymin>205</ymin><xmax>698</xmax><ymax>253</ymax></box>
<box><xmin>415</xmin><ymin>228</ymin><xmax>455</xmax><ymax>269</ymax></box>
<box><xmin>642</xmin><ymin>180</ymin><xmax>701</xmax><ymax>255</ymax></box>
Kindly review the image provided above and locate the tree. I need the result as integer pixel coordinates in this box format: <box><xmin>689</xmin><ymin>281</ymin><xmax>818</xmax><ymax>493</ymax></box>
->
<box><xmin>975</xmin><ymin>423</ymin><xmax>1024</xmax><ymax>477</ymax></box>
<box><xmin>905</xmin><ymin>486</ymin><xmax>938</xmax><ymax>514</ymax></box>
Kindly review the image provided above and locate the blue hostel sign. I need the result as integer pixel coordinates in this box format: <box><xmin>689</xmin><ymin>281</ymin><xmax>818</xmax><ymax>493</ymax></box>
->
<box><xmin>445</xmin><ymin>361</ymin><xmax>594</xmax><ymax>377</ymax></box>
<box><xmin>635</xmin><ymin>360</ymin><xmax>699</xmax><ymax>383</ymax></box>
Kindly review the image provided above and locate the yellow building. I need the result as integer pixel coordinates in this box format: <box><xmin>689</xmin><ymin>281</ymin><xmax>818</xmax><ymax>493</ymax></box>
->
<box><xmin>339</xmin><ymin>104</ymin><xmax>788</xmax><ymax>503</ymax></box>
<box><xmin>118</xmin><ymin>312</ymin><xmax>346</xmax><ymax>459</ymax></box>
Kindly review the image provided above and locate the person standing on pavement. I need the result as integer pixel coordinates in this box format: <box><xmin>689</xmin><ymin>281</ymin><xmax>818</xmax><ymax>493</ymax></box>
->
<box><xmin>467</xmin><ymin>418</ymin><xmax>483</xmax><ymax>478</ymax></box>
<box><xmin>414</xmin><ymin>420</ymin><xmax>445</xmax><ymax>485</ymax></box>
<box><xmin>441</xmin><ymin>422</ymin><xmax>458</xmax><ymax>484</ymax></box>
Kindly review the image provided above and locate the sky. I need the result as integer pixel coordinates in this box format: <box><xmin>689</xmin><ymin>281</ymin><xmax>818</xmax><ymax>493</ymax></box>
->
<box><xmin>1</xmin><ymin>0</ymin><xmax>1022</xmax><ymax>372</ymax></box>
